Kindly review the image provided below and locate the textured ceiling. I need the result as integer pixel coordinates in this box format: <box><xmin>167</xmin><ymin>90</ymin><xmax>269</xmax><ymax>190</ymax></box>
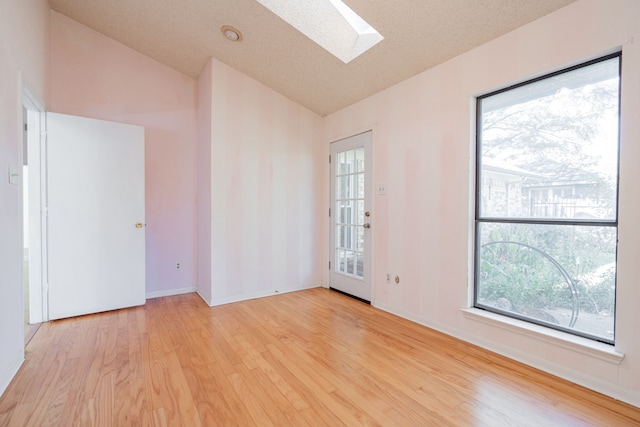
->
<box><xmin>47</xmin><ymin>0</ymin><xmax>577</xmax><ymax>116</ymax></box>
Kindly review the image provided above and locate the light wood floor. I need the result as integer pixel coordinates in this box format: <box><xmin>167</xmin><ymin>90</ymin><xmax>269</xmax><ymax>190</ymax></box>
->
<box><xmin>1</xmin><ymin>288</ymin><xmax>639</xmax><ymax>426</ymax></box>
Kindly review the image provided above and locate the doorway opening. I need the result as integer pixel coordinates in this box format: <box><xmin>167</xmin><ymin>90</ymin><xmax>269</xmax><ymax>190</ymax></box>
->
<box><xmin>22</xmin><ymin>80</ymin><xmax>47</xmax><ymax>343</ymax></box>
<box><xmin>22</xmin><ymin>107</ymin><xmax>32</xmax><ymax>342</ymax></box>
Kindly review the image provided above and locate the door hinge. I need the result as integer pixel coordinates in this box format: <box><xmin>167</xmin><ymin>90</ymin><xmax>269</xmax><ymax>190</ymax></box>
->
<box><xmin>24</xmin><ymin>123</ymin><xmax>28</xmax><ymax>131</ymax></box>
<box><xmin>329</xmin><ymin>261</ymin><xmax>331</xmax><ymax>270</ymax></box>
<box><xmin>329</xmin><ymin>154</ymin><xmax>331</xmax><ymax>163</ymax></box>
<box><xmin>329</xmin><ymin>208</ymin><xmax>331</xmax><ymax>217</ymax></box>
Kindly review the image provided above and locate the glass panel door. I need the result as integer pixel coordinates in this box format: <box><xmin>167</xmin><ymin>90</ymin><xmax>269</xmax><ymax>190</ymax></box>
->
<box><xmin>330</xmin><ymin>131</ymin><xmax>372</xmax><ymax>301</ymax></box>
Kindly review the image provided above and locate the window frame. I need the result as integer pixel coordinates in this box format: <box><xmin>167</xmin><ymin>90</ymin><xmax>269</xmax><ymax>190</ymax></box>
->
<box><xmin>473</xmin><ymin>52</ymin><xmax>622</xmax><ymax>345</ymax></box>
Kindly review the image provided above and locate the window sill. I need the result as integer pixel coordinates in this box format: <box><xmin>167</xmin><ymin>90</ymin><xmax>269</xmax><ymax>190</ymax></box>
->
<box><xmin>461</xmin><ymin>308</ymin><xmax>624</xmax><ymax>365</ymax></box>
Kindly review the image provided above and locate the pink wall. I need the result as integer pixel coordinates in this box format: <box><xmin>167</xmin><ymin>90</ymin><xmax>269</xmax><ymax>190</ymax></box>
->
<box><xmin>201</xmin><ymin>58</ymin><xmax>325</xmax><ymax>305</ymax></box>
<box><xmin>0</xmin><ymin>0</ymin><xmax>50</xmax><ymax>395</ymax></box>
<box><xmin>325</xmin><ymin>0</ymin><xmax>640</xmax><ymax>407</ymax></box>
<box><xmin>3</xmin><ymin>0</ymin><xmax>638</xmax><ymax>409</ymax></box>
<box><xmin>196</xmin><ymin>59</ymin><xmax>213</xmax><ymax>303</ymax></box>
<box><xmin>50</xmin><ymin>12</ymin><xmax>198</xmax><ymax>296</ymax></box>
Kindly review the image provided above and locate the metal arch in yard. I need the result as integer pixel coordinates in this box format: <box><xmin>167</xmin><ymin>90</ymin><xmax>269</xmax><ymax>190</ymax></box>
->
<box><xmin>480</xmin><ymin>240</ymin><xmax>580</xmax><ymax>327</ymax></box>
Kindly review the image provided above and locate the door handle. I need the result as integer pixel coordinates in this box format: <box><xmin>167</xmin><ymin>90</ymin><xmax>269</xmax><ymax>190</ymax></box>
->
<box><xmin>363</xmin><ymin>223</ymin><xmax>371</xmax><ymax>229</ymax></box>
<box><xmin>135</xmin><ymin>222</ymin><xmax>145</xmax><ymax>228</ymax></box>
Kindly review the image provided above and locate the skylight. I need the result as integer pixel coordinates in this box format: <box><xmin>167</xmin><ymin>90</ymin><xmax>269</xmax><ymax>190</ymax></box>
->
<box><xmin>256</xmin><ymin>0</ymin><xmax>384</xmax><ymax>64</ymax></box>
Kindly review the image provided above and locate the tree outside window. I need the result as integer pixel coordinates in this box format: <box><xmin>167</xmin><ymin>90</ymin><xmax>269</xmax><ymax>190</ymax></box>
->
<box><xmin>475</xmin><ymin>53</ymin><xmax>620</xmax><ymax>344</ymax></box>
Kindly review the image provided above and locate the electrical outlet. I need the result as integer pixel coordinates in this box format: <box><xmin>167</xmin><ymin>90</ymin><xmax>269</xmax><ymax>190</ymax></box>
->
<box><xmin>176</xmin><ymin>262</ymin><xmax>181</xmax><ymax>270</ymax></box>
<box><xmin>377</xmin><ymin>183</ymin><xmax>387</xmax><ymax>195</ymax></box>
<box><xmin>386</xmin><ymin>273</ymin><xmax>391</xmax><ymax>284</ymax></box>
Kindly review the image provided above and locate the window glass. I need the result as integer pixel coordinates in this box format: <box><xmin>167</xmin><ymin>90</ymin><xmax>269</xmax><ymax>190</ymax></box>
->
<box><xmin>477</xmin><ymin>222</ymin><xmax>616</xmax><ymax>342</ymax></box>
<box><xmin>475</xmin><ymin>54</ymin><xmax>620</xmax><ymax>344</ymax></box>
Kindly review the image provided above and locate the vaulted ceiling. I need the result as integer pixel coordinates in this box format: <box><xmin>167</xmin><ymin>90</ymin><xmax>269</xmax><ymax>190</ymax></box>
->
<box><xmin>47</xmin><ymin>0</ymin><xmax>576</xmax><ymax>116</ymax></box>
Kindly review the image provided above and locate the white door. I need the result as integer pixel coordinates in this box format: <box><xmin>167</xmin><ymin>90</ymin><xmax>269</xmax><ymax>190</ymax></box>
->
<box><xmin>330</xmin><ymin>131</ymin><xmax>372</xmax><ymax>302</ymax></box>
<box><xmin>46</xmin><ymin>113</ymin><xmax>145</xmax><ymax>320</ymax></box>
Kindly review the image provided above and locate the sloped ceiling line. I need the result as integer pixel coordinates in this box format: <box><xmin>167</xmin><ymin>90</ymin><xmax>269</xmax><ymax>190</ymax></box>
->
<box><xmin>48</xmin><ymin>0</ymin><xmax>576</xmax><ymax>116</ymax></box>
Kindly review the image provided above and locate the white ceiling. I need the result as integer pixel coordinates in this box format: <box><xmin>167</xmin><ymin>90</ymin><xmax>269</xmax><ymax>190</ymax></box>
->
<box><xmin>47</xmin><ymin>0</ymin><xmax>577</xmax><ymax>117</ymax></box>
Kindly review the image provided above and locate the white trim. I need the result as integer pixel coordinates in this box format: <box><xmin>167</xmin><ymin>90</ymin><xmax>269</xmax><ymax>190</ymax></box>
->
<box><xmin>282</xmin><ymin>282</ymin><xmax>324</xmax><ymax>292</ymax></box>
<box><xmin>327</xmin><ymin>125</ymin><xmax>376</xmax><ymax>145</ymax></box>
<box><xmin>369</xmin><ymin>124</ymin><xmax>378</xmax><ymax>306</ymax></box>
<box><xmin>145</xmin><ymin>286</ymin><xmax>196</xmax><ymax>300</ymax></box>
<box><xmin>461</xmin><ymin>308</ymin><xmax>624</xmax><ymax>364</ymax></box>
<box><xmin>210</xmin><ymin>289</ymin><xmax>282</xmax><ymax>307</ymax></box>
<box><xmin>20</xmin><ymin>76</ymin><xmax>45</xmax><ymax>112</ymax></box>
<box><xmin>374</xmin><ymin>302</ymin><xmax>640</xmax><ymax>409</ymax></box>
<box><xmin>196</xmin><ymin>288</ymin><xmax>212</xmax><ymax>306</ymax></box>
<box><xmin>0</xmin><ymin>349</ymin><xmax>24</xmax><ymax>398</ymax></box>
<box><xmin>25</xmin><ymin>109</ymin><xmax>45</xmax><ymax>324</ymax></box>
<box><xmin>20</xmin><ymin>74</ymin><xmax>48</xmax><ymax>323</ymax></box>
<box><xmin>208</xmin><ymin>282</ymin><xmax>323</xmax><ymax>307</ymax></box>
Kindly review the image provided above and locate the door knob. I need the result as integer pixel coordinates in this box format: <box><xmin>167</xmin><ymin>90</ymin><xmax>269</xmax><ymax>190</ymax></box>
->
<box><xmin>135</xmin><ymin>222</ymin><xmax>144</xmax><ymax>228</ymax></box>
<box><xmin>363</xmin><ymin>223</ymin><xmax>371</xmax><ymax>229</ymax></box>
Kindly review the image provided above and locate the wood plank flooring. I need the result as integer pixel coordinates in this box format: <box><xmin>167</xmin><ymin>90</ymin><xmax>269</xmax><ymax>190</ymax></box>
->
<box><xmin>0</xmin><ymin>288</ymin><xmax>639</xmax><ymax>426</ymax></box>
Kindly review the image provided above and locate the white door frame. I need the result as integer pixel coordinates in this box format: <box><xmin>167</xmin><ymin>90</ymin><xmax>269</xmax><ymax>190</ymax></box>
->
<box><xmin>329</xmin><ymin>130</ymin><xmax>373</xmax><ymax>302</ymax></box>
<box><xmin>21</xmin><ymin>77</ymin><xmax>48</xmax><ymax>323</ymax></box>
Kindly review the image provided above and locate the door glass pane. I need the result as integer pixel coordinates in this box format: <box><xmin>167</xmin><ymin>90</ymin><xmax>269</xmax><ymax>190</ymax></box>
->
<box><xmin>345</xmin><ymin>250</ymin><xmax>354</xmax><ymax>274</ymax></box>
<box><xmin>344</xmin><ymin>226</ymin><xmax>352</xmax><ymax>250</ymax></box>
<box><xmin>356</xmin><ymin>225</ymin><xmax>364</xmax><ymax>251</ymax></box>
<box><xmin>334</xmin><ymin>145</ymin><xmax>367</xmax><ymax>279</ymax></box>
<box><xmin>338</xmin><ymin>201</ymin><xmax>352</xmax><ymax>224</ymax></box>
<box><xmin>337</xmin><ymin>204</ymin><xmax>343</xmax><ymax>224</ymax></box>
<box><xmin>337</xmin><ymin>175</ymin><xmax>352</xmax><ymax>199</ymax></box>
<box><xmin>337</xmin><ymin>249</ymin><xmax>346</xmax><ymax>273</ymax></box>
<box><xmin>336</xmin><ymin>224</ymin><xmax>352</xmax><ymax>250</ymax></box>
<box><xmin>355</xmin><ymin>147</ymin><xmax>365</xmax><ymax>172</ymax></box>
<box><xmin>356</xmin><ymin>200</ymin><xmax>364</xmax><ymax>226</ymax></box>
<box><xmin>351</xmin><ymin>226</ymin><xmax>358</xmax><ymax>250</ymax></box>
<box><xmin>338</xmin><ymin>150</ymin><xmax>355</xmax><ymax>175</ymax></box>
<box><xmin>356</xmin><ymin>251</ymin><xmax>364</xmax><ymax>278</ymax></box>
<box><xmin>337</xmin><ymin>152</ymin><xmax>347</xmax><ymax>174</ymax></box>
<box><xmin>356</xmin><ymin>173</ymin><xmax>364</xmax><ymax>199</ymax></box>
<box><xmin>346</xmin><ymin>149</ymin><xmax>355</xmax><ymax>173</ymax></box>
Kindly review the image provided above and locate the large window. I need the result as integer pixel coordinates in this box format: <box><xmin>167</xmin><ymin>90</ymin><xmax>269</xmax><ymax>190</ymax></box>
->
<box><xmin>474</xmin><ymin>53</ymin><xmax>621</xmax><ymax>344</ymax></box>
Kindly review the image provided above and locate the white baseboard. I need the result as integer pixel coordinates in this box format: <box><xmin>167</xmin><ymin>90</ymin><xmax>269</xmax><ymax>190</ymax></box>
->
<box><xmin>196</xmin><ymin>288</ymin><xmax>212</xmax><ymax>306</ymax></box>
<box><xmin>374</xmin><ymin>302</ymin><xmax>640</xmax><ymax>409</ymax></box>
<box><xmin>208</xmin><ymin>282</ymin><xmax>323</xmax><ymax>307</ymax></box>
<box><xmin>279</xmin><ymin>282</ymin><xmax>324</xmax><ymax>294</ymax></box>
<box><xmin>0</xmin><ymin>349</ymin><xmax>24</xmax><ymax>398</ymax></box>
<box><xmin>145</xmin><ymin>286</ymin><xmax>196</xmax><ymax>300</ymax></box>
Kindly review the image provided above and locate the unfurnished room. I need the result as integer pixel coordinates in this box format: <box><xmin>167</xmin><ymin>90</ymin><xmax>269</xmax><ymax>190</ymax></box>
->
<box><xmin>1</xmin><ymin>0</ymin><xmax>640</xmax><ymax>425</ymax></box>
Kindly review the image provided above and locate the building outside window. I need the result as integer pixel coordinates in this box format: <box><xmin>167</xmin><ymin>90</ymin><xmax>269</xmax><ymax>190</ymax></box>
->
<box><xmin>474</xmin><ymin>53</ymin><xmax>621</xmax><ymax>344</ymax></box>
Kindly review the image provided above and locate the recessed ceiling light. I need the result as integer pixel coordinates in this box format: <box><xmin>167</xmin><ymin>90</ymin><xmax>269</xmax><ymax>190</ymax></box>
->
<box><xmin>221</xmin><ymin>25</ymin><xmax>242</xmax><ymax>42</ymax></box>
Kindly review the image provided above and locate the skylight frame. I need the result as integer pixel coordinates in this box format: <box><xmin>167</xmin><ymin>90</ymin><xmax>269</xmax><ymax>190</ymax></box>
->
<box><xmin>256</xmin><ymin>0</ymin><xmax>384</xmax><ymax>64</ymax></box>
